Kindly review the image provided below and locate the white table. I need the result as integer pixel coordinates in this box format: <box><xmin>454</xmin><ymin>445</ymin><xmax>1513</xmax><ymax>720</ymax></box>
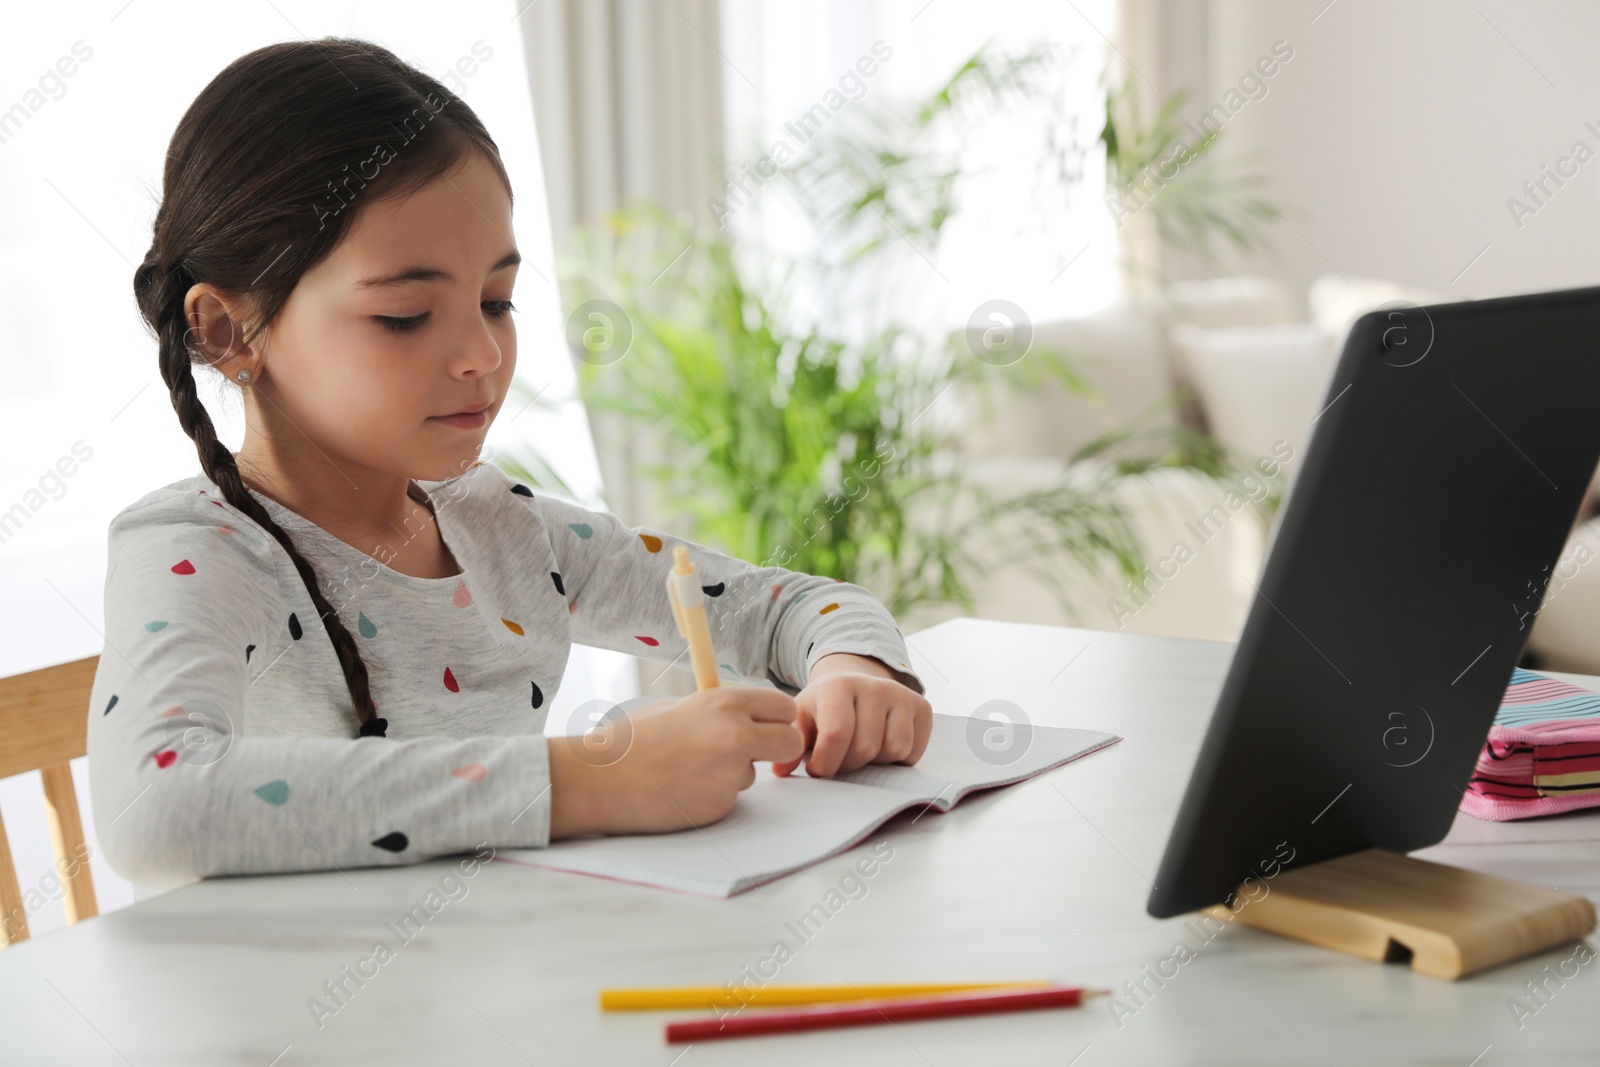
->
<box><xmin>3</xmin><ymin>617</ymin><xmax>1598</xmax><ymax>1065</ymax></box>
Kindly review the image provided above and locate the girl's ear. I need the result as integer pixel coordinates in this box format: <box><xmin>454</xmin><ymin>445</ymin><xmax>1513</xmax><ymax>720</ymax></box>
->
<box><xmin>183</xmin><ymin>282</ymin><xmax>259</xmax><ymax>379</ymax></box>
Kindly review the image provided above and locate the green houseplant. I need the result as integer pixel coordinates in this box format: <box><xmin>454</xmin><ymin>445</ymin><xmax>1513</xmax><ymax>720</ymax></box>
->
<box><xmin>1100</xmin><ymin>75</ymin><xmax>1283</xmax><ymax>285</ymax></box>
<box><xmin>500</xmin><ymin>41</ymin><xmax>1283</xmax><ymax>626</ymax></box>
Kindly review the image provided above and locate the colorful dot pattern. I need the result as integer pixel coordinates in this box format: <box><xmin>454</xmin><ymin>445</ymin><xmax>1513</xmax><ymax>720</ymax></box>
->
<box><xmin>96</xmin><ymin>467</ymin><xmax>921</xmax><ymax>869</ymax></box>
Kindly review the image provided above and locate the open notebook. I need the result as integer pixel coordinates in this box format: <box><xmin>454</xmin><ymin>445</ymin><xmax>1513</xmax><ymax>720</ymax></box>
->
<box><xmin>496</xmin><ymin>712</ymin><xmax>1119</xmax><ymax>897</ymax></box>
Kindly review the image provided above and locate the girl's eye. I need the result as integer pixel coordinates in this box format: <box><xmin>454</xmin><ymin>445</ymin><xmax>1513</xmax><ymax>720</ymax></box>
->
<box><xmin>374</xmin><ymin>302</ymin><xmax>514</xmax><ymax>333</ymax></box>
<box><xmin>376</xmin><ymin>313</ymin><xmax>428</xmax><ymax>332</ymax></box>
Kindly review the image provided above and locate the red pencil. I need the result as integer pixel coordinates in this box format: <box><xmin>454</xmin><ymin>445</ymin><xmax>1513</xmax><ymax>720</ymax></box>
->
<box><xmin>664</xmin><ymin>984</ymin><xmax>1100</xmax><ymax>1043</ymax></box>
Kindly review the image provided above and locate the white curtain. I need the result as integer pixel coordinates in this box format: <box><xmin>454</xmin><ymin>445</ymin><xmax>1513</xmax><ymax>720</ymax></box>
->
<box><xmin>517</xmin><ymin>0</ymin><xmax>730</xmax><ymax>699</ymax></box>
<box><xmin>1116</xmin><ymin>0</ymin><xmax>1218</xmax><ymax>292</ymax></box>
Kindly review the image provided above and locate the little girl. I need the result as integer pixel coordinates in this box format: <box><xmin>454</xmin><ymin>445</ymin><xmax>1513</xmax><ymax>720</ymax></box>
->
<box><xmin>90</xmin><ymin>37</ymin><xmax>930</xmax><ymax>889</ymax></box>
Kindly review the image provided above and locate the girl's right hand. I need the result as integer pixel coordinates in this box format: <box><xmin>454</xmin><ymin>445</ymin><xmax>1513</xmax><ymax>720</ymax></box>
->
<box><xmin>546</xmin><ymin>687</ymin><xmax>805</xmax><ymax>839</ymax></box>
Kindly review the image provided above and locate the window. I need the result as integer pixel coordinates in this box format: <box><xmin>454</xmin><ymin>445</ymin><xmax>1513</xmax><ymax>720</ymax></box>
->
<box><xmin>0</xmin><ymin>2</ymin><xmax>617</xmax><ymax>929</ymax></box>
<box><xmin>718</xmin><ymin>0</ymin><xmax>1122</xmax><ymax>337</ymax></box>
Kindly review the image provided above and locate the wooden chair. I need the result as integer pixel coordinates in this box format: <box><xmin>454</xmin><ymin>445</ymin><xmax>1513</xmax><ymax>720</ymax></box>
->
<box><xmin>0</xmin><ymin>655</ymin><xmax>100</xmax><ymax>947</ymax></box>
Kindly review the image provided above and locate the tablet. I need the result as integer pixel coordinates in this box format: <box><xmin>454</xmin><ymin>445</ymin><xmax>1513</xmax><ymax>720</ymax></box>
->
<box><xmin>1147</xmin><ymin>284</ymin><xmax>1600</xmax><ymax>918</ymax></box>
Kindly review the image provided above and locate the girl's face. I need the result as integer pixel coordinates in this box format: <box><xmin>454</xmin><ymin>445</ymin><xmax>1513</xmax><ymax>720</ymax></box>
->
<box><xmin>251</xmin><ymin>149</ymin><xmax>519</xmax><ymax>484</ymax></box>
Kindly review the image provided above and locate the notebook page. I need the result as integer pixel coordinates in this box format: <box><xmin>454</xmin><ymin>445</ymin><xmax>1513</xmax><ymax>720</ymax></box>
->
<box><xmin>802</xmin><ymin>713</ymin><xmax>1121</xmax><ymax>809</ymax></box>
<box><xmin>497</xmin><ymin>773</ymin><xmax>922</xmax><ymax>897</ymax></box>
<box><xmin>498</xmin><ymin>716</ymin><xmax>1121</xmax><ymax>896</ymax></box>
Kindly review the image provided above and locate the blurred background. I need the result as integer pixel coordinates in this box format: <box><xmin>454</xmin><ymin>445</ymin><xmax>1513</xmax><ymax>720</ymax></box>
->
<box><xmin>4</xmin><ymin>0</ymin><xmax>1600</xmax><ymax>931</ymax></box>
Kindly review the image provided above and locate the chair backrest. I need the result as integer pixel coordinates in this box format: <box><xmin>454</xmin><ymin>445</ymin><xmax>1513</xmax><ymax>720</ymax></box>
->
<box><xmin>0</xmin><ymin>655</ymin><xmax>100</xmax><ymax>947</ymax></box>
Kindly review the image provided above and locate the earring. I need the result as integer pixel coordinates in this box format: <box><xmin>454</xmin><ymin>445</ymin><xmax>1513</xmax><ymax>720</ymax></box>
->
<box><xmin>237</xmin><ymin>370</ymin><xmax>251</xmax><ymax>383</ymax></box>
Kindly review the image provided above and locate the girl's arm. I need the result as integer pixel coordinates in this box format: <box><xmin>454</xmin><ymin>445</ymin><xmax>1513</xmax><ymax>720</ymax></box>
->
<box><xmin>86</xmin><ymin>493</ymin><xmax>554</xmax><ymax>888</ymax></box>
<box><xmin>495</xmin><ymin>468</ymin><xmax>925</xmax><ymax>698</ymax></box>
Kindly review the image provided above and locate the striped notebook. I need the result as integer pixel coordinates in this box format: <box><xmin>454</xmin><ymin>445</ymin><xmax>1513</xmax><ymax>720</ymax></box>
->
<box><xmin>1462</xmin><ymin>668</ymin><xmax>1600</xmax><ymax>821</ymax></box>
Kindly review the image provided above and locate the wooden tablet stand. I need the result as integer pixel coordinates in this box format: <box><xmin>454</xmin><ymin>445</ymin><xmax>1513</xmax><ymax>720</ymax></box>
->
<box><xmin>1207</xmin><ymin>848</ymin><xmax>1597</xmax><ymax>980</ymax></box>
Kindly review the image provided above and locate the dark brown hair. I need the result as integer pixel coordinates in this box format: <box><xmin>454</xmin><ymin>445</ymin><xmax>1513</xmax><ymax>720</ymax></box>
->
<box><xmin>132</xmin><ymin>37</ymin><xmax>514</xmax><ymax>738</ymax></box>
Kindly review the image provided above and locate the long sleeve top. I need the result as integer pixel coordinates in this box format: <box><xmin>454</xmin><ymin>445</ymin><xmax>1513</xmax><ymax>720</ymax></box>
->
<box><xmin>86</xmin><ymin>459</ymin><xmax>924</xmax><ymax>889</ymax></box>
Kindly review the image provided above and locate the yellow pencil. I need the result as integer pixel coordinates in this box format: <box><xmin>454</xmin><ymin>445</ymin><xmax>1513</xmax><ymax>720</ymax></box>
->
<box><xmin>666</xmin><ymin>544</ymin><xmax>721</xmax><ymax>690</ymax></box>
<box><xmin>600</xmin><ymin>981</ymin><xmax>1053</xmax><ymax>1011</ymax></box>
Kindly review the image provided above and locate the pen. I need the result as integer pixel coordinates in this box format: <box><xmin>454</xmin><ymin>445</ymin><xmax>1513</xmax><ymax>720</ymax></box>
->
<box><xmin>663</xmin><ymin>984</ymin><xmax>1105</xmax><ymax>1043</ymax></box>
<box><xmin>666</xmin><ymin>544</ymin><xmax>720</xmax><ymax>690</ymax></box>
<box><xmin>601</xmin><ymin>980</ymin><xmax>1052</xmax><ymax>1010</ymax></box>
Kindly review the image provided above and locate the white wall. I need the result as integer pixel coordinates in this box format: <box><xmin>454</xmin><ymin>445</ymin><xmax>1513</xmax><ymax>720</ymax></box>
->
<box><xmin>1167</xmin><ymin>0</ymin><xmax>1600</xmax><ymax>309</ymax></box>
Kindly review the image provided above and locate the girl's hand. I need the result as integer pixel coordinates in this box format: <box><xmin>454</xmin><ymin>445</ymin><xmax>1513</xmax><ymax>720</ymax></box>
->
<box><xmin>772</xmin><ymin>653</ymin><xmax>933</xmax><ymax>778</ymax></box>
<box><xmin>547</xmin><ymin>687</ymin><xmax>805</xmax><ymax>839</ymax></box>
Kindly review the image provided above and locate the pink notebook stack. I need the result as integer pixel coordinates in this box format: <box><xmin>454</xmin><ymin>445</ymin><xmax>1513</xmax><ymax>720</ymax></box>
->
<box><xmin>1461</xmin><ymin>667</ymin><xmax>1600</xmax><ymax>821</ymax></box>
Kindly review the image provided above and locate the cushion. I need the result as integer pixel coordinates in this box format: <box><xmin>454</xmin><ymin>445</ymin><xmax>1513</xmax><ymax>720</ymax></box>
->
<box><xmin>1157</xmin><ymin>276</ymin><xmax>1299</xmax><ymax>434</ymax></box>
<box><xmin>1306</xmin><ymin>272</ymin><xmax>1453</xmax><ymax>353</ymax></box>
<box><xmin>1169</xmin><ymin>322</ymin><xmax>1338</xmax><ymax>473</ymax></box>
<box><xmin>1159</xmin><ymin>275</ymin><xmax>1298</xmax><ymax>329</ymax></box>
<box><xmin>948</xmin><ymin>302</ymin><xmax>1175</xmax><ymax>462</ymax></box>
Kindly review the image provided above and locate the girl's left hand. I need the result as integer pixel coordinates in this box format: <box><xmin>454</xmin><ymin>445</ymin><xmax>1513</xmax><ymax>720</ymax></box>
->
<box><xmin>773</xmin><ymin>652</ymin><xmax>933</xmax><ymax>778</ymax></box>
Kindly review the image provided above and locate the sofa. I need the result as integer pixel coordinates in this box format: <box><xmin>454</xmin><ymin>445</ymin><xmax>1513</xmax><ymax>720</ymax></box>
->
<box><xmin>929</xmin><ymin>273</ymin><xmax>1600</xmax><ymax>674</ymax></box>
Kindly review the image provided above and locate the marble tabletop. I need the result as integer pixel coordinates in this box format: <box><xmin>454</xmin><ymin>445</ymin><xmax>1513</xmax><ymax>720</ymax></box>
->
<box><xmin>1</xmin><ymin>616</ymin><xmax>1597</xmax><ymax>1066</ymax></box>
